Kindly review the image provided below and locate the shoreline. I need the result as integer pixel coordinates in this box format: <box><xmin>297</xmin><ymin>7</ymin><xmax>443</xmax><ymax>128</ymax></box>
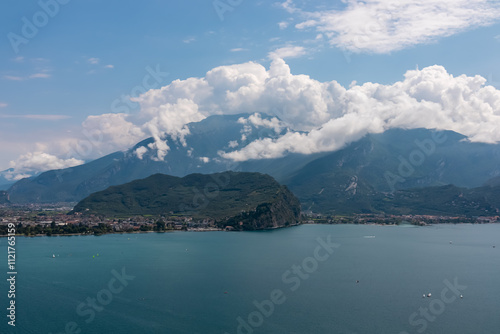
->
<box><xmin>2</xmin><ymin>221</ymin><xmax>499</xmax><ymax>238</ymax></box>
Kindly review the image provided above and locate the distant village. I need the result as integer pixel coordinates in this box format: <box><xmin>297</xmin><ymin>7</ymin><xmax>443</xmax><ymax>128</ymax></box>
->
<box><xmin>304</xmin><ymin>213</ymin><xmax>500</xmax><ymax>225</ymax></box>
<box><xmin>0</xmin><ymin>204</ymin><xmax>221</xmax><ymax>236</ymax></box>
<box><xmin>0</xmin><ymin>203</ymin><xmax>499</xmax><ymax>236</ymax></box>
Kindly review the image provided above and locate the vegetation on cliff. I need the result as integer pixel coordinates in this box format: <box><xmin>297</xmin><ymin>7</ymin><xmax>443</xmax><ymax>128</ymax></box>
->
<box><xmin>71</xmin><ymin>172</ymin><xmax>301</xmax><ymax>230</ymax></box>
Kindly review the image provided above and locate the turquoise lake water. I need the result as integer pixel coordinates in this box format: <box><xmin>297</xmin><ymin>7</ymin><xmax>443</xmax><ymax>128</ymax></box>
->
<box><xmin>1</xmin><ymin>224</ymin><xmax>499</xmax><ymax>334</ymax></box>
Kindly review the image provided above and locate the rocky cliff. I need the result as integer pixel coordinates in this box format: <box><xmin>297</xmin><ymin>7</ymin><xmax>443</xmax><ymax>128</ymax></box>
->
<box><xmin>222</xmin><ymin>186</ymin><xmax>301</xmax><ymax>230</ymax></box>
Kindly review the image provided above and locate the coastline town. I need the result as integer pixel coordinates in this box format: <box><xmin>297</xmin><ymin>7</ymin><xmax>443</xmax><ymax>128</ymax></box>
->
<box><xmin>1</xmin><ymin>203</ymin><xmax>499</xmax><ymax>237</ymax></box>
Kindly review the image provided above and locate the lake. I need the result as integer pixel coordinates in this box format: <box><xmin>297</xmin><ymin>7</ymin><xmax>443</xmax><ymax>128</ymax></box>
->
<box><xmin>1</xmin><ymin>224</ymin><xmax>499</xmax><ymax>334</ymax></box>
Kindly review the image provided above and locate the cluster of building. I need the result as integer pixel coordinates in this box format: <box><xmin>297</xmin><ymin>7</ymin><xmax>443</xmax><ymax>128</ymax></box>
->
<box><xmin>303</xmin><ymin>213</ymin><xmax>500</xmax><ymax>225</ymax></box>
<box><xmin>2</xmin><ymin>205</ymin><xmax>500</xmax><ymax>236</ymax></box>
<box><xmin>0</xmin><ymin>205</ymin><xmax>221</xmax><ymax>234</ymax></box>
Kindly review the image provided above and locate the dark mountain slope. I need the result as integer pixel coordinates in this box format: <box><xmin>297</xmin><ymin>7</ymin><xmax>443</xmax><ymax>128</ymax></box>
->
<box><xmin>285</xmin><ymin>129</ymin><xmax>500</xmax><ymax>213</ymax></box>
<box><xmin>8</xmin><ymin>114</ymin><xmax>287</xmax><ymax>203</ymax></box>
<box><xmin>72</xmin><ymin>172</ymin><xmax>301</xmax><ymax>230</ymax></box>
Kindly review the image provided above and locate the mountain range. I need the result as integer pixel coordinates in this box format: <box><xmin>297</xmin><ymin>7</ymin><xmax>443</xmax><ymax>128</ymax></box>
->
<box><xmin>5</xmin><ymin>114</ymin><xmax>500</xmax><ymax>215</ymax></box>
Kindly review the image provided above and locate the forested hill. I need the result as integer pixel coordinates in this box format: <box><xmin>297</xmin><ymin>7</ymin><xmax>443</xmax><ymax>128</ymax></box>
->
<box><xmin>71</xmin><ymin>172</ymin><xmax>301</xmax><ymax>230</ymax></box>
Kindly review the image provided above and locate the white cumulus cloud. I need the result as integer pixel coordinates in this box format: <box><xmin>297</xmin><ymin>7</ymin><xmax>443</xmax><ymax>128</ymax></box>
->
<box><xmin>8</xmin><ymin>59</ymin><xmax>500</xmax><ymax>177</ymax></box>
<box><xmin>8</xmin><ymin>152</ymin><xmax>84</xmax><ymax>180</ymax></box>
<box><xmin>133</xmin><ymin>58</ymin><xmax>500</xmax><ymax>162</ymax></box>
<box><xmin>238</xmin><ymin>113</ymin><xmax>284</xmax><ymax>133</ymax></box>
<box><xmin>134</xmin><ymin>146</ymin><xmax>148</xmax><ymax>160</ymax></box>
<box><xmin>221</xmin><ymin>64</ymin><xmax>500</xmax><ymax>160</ymax></box>
<box><xmin>81</xmin><ymin>113</ymin><xmax>146</xmax><ymax>157</ymax></box>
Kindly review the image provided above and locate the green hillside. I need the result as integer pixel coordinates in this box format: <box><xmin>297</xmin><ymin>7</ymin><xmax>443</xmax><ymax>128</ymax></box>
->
<box><xmin>306</xmin><ymin>182</ymin><xmax>500</xmax><ymax>216</ymax></box>
<box><xmin>71</xmin><ymin>172</ymin><xmax>301</xmax><ymax>230</ymax></box>
<box><xmin>285</xmin><ymin>129</ymin><xmax>500</xmax><ymax>215</ymax></box>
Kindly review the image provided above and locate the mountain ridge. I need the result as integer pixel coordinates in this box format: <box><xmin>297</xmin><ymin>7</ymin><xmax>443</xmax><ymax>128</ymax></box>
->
<box><xmin>6</xmin><ymin>114</ymin><xmax>500</xmax><ymax>216</ymax></box>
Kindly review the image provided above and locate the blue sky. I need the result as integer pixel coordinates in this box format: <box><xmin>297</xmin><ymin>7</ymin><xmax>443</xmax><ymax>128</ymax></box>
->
<box><xmin>1</xmin><ymin>0</ymin><xmax>500</xmax><ymax>178</ymax></box>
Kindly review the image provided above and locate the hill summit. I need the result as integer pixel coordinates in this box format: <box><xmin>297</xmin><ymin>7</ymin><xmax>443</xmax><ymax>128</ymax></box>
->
<box><xmin>71</xmin><ymin>172</ymin><xmax>301</xmax><ymax>230</ymax></box>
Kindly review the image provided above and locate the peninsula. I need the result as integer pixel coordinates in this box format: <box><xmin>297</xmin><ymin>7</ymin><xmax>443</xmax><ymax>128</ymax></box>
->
<box><xmin>71</xmin><ymin>172</ymin><xmax>301</xmax><ymax>231</ymax></box>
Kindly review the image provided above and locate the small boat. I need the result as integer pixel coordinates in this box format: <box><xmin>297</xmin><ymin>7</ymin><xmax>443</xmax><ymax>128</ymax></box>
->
<box><xmin>427</xmin><ymin>293</ymin><xmax>432</xmax><ymax>298</ymax></box>
<box><xmin>460</xmin><ymin>295</ymin><xmax>463</xmax><ymax>299</ymax></box>
<box><xmin>52</xmin><ymin>254</ymin><xmax>55</xmax><ymax>258</ymax></box>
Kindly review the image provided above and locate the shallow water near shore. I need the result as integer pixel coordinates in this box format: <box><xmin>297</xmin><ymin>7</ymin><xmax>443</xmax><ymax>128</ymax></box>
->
<box><xmin>1</xmin><ymin>224</ymin><xmax>499</xmax><ymax>334</ymax></box>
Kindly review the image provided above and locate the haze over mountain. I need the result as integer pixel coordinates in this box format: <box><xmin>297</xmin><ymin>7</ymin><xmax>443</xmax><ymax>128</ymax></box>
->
<box><xmin>0</xmin><ymin>170</ymin><xmax>15</xmax><ymax>190</ymax></box>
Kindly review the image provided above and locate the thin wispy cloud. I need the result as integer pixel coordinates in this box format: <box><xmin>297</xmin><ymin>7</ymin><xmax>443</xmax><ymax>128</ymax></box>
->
<box><xmin>29</xmin><ymin>73</ymin><xmax>51</xmax><ymax>79</ymax></box>
<box><xmin>4</xmin><ymin>73</ymin><xmax>51</xmax><ymax>81</ymax></box>
<box><xmin>0</xmin><ymin>103</ymin><xmax>7</xmax><ymax>108</ymax></box>
<box><xmin>280</xmin><ymin>0</ymin><xmax>299</xmax><ymax>14</ymax></box>
<box><xmin>268</xmin><ymin>45</ymin><xmax>306</xmax><ymax>59</ymax></box>
<box><xmin>83</xmin><ymin>57</ymin><xmax>113</xmax><ymax>71</ymax></box>
<box><xmin>230</xmin><ymin>48</ymin><xmax>247</xmax><ymax>52</ymax></box>
<box><xmin>183</xmin><ymin>37</ymin><xmax>196</xmax><ymax>44</ymax></box>
<box><xmin>4</xmin><ymin>57</ymin><xmax>52</xmax><ymax>81</ymax></box>
<box><xmin>278</xmin><ymin>21</ymin><xmax>289</xmax><ymax>29</ymax></box>
<box><xmin>0</xmin><ymin>114</ymin><xmax>70</xmax><ymax>120</ymax></box>
<box><xmin>32</xmin><ymin>57</ymin><xmax>49</xmax><ymax>63</ymax></box>
<box><xmin>3</xmin><ymin>75</ymin><xmax>23</xmax><ymax>81</ymax></box>
<box><xmin>282</xmin><ymin>0</ymin><xmax>500</xmax><ymax>54</ymax></box>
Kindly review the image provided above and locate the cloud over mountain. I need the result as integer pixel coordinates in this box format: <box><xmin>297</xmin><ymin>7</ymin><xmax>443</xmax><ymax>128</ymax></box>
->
<box><xmin>81</xmin><ymin>113</ymin><xmax>145</xmax><ymax>156</ymax></box>
<box><xmin>6</xmin><ymin>59</ymin><xmax>500</xmax><ymax>178</ymax></box>
<box><xmin>134</xmin><ymin>59</ymin><xmax>500</xmax><ymax>161</ymax></box>
<box><xmin>7</xmin><ymin>152</ymin><xmax>83</xmax><ymax>181</ymax></box>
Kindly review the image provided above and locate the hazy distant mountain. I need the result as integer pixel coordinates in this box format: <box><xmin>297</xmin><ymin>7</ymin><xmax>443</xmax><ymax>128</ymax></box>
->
<box><xmin>6</xmin><ymin>114</ymin><xmax>500</xmax><ymax>216</ymax></box>
<box><xmin>7</xmin><ymin>114</ymin><xmax>289</xmax><ymax>203</ymax></box>
<box><xmin>0</xmin><ymin>169</ymin><xmax>16</xmax><ymax>191</ymax></box>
